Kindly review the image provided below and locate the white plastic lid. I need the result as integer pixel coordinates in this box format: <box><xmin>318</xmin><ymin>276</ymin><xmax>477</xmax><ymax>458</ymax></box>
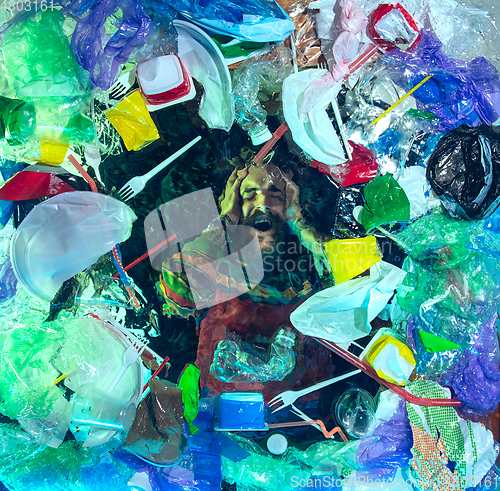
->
<box><xmin>250</xmin><ymin>126</ymin><xmax>273</xmax><ymax>146</ymax></box>
<box><xmin>267</xmin><ymin>433</ymin><xmax>288</xmax><ymax>455</ymax></box>
<box><xmin>137</xmin><ymin>55</ymin><xmax>184</xmax><ymax>96</ymax></box>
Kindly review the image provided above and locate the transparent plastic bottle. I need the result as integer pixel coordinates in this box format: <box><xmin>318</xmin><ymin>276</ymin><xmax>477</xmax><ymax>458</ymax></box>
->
<box><xmin>210</xmin><ymin>327</ymin><xmax>297</xmax><ymax>383</ymax></box>
<box><xmin>233</xmin><ymin>44</ymin><xmax>292</xmax><ymax>146</ymax></box>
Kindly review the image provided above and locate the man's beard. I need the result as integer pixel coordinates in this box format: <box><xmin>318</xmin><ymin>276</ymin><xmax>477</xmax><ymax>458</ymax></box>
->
<box><xmin>240</xmin><ymin>210</ymin><xmax>288</xmax><ymax>254</ymax></box>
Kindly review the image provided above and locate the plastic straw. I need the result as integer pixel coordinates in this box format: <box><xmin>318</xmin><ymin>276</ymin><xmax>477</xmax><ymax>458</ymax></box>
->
<box><xmin>252</xmin><ymin>123</ymin><xmax>289</xmax><ymax>165</ymax></box>
<box><xmin>314</xmin><ymin>336</ymin><xmax>461</xmax><ymax>407</ymax></box>
<box><xmin>68</xmin><ymin>154</ymin><xmax>98</xmax><ymax>193</ymax></box>
<box><xmin>347</xmin><ymin>44</ymin><xmax>380</xmax><ymax>74</ymax></box>
<box><xmin>142</xmin><ymin>355</ymin><xmax>170</xmax><ymax>393</ymax></box>
<box><xmin>371</xmin><ymin>74</ymin><xmax>433</xmax><ymax>125</ymax></box>
<box><xmin>268</xmin><ymin>420</ymin><xmax>348</xmax><ymax>442</ymax></box>
<box><xmin>290</xmin><ymin>32</ymin><xmax>298</xmax><ymax>74</ymax></box>
<box><xmin>112</xmin><ymin>233</ymin><xmax>177</xmax><ymax>278</ymax></box>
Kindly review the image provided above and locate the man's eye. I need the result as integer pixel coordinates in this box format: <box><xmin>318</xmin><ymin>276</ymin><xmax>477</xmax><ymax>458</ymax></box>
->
<box><xmin>243</xmin><ymin>192</ymin><xmax>256</xmax><ymax>200</ymax></box>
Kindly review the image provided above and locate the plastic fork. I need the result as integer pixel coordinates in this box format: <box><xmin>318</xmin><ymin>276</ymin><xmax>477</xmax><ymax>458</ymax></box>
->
<box><xmin>108</xmin><ymin>70</ymin><xmax>136</xmax><ymax>101</ymax></box>
<box><xmin>107</xmin><ymin>336</ymin><xmax>146</xmax><ymax>394</ymax></box>
<box><xmin>117</xmin><ymin>135</ymin><xmax>202</xmax><ymax>202</ymax></box>
<box><xmin>268</xmin><ymin>369</ymin><xmax>361</xmax><ymax>413</ymax></box>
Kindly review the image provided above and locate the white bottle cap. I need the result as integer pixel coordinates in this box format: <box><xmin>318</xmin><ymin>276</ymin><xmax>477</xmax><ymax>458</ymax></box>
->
<box><xmin>267</xmin><ymin>433</ymin><xmax>288</xmax><ymax>455</ymax></box>
<box><xmin>250</xmin><ymin>126</ymin><xmax>273</xmax><ymax>146</ymax></box>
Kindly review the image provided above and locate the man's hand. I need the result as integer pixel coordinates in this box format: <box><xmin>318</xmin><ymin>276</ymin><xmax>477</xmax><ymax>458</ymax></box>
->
<box><xmin>219</xmin><ymin>167</ymin><xmax>249</xmax><ymax>224</ymax></box>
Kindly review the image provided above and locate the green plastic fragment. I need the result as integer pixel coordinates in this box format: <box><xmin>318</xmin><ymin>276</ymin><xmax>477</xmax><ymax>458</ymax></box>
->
<box><xmin>406</xmin><ymin>108</ymin><xmax>438</xmax><ymax>121</ymax></box>
<box><xmin>213</xmin><ymin>34</ymin><xmax>266</xmax><ymax>59</ymax></box>
<box><xmin>178</xmin><ymin>364</ymin><xmax>201</xmax><ymax>435</ymax></box>
<box><xmin>360</xmin><ymin>173</ymin><xmax>411</xmax><ymax>231</ymax></box>
<box><xmin>418</xmin><ymin>330</ymin><xmax>461</xmax><ymax>353</ymax></box>
<box><xmin>63</xmin><ymin>113</ymin><xmax>95</xmax><ymax>144</ymax></box>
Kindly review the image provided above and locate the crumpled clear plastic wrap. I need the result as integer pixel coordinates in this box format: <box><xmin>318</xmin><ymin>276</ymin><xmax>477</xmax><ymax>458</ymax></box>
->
<box><xmin>395</xmin><ymin>211</ymin><xmax>500</xmax><ymax>324</ymax></box>
<box><xmin>342</xmin><ymin>64</ymin><xmax>442</xmax><ymax>173</ymax></box>
<box><xmin>0</xmin><ymin>310</ymin><xmax>143</xmax><ymax>447</ymax></box>
<box><xmin>0</xmin><ymin>236</ymin><xmax>17</xmax><ymax>304</ymax></box>
<box><xmin>222</xmin><ymin>432</ymin><xmax>359</xmax><ymax>491</ymax></box>
<box><xmin>356</xmin><ymin>0</ymin><xmax>500</xmax><ymax>69</ymax></box>
<box><xmin>0</xmin><ymin>428</ymin><xmax>134</xmax><ymax>491</ymax></box>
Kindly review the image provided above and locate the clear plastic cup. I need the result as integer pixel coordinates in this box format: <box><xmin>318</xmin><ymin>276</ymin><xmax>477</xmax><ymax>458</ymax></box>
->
<box><xmin>335</xmin><ymin>388</ymin><xmax>376</xmax><ymax>439</ymax></box>
<box><xmin>72</xmin><ymin>383</ymin><xmax>136</xmax><ymax>432</ymax></box>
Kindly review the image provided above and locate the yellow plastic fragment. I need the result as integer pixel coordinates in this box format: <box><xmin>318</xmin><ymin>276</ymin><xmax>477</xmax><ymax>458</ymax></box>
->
<box><xmin>323</xmin><ymin>236</ymin><xmax>381</xmax><ymax>284</ymax></box>
<box><xmin>105</xmin><ymin>89</ymin><xmax>159</xmax><ymax>151</ymax></box>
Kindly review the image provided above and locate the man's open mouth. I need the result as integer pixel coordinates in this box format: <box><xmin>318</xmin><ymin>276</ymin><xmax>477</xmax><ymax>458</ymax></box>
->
<box><xmin>252</xmin><ymin>215</ymin><xmax>273</xmax><ymax>233</ymax></box>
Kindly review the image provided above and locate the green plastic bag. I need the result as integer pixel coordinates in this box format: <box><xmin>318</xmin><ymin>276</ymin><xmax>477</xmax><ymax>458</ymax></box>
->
<box><xmin>359</xmin><ymin>174</ymin><xmax>411</xmax><ymax>231</ymax></box>
<box><xmin>178</xmin><ymin>364</ymin><xmax>201</xmax><ymax>435</ymax></box>
<box><xmin>2</xmin><ymin>10</ymin><xmax>90</xmax><ymax>105</ymax></box>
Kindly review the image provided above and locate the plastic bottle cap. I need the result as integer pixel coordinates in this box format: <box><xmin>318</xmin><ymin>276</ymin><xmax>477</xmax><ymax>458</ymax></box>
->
<box><xmin>250</xmin><ymin>127</ymin><xmax>273</xmax><ymax>146</ymax></box>
<box><xmin>267</xmin><ymin>433</ymin><xmax>288</xmax><ymax>455</ymax></box>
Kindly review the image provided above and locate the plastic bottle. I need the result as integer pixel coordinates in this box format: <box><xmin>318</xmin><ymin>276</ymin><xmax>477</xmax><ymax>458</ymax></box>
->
<box><xmin>233</xmin><ymin>45</ymin><xmax>292</xmax><ymax>146</ymax></box>
<box><xmin>210</xmin><ymin>327</ymin><xmax>297</xmax><ymax>383</ymax></box>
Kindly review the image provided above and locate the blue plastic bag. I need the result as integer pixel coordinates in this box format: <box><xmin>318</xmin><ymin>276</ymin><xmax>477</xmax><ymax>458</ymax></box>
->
<box><xmin>168</xmin><ymin>0</ymin><xmax>295</xmax><ymax>42</ymax></box>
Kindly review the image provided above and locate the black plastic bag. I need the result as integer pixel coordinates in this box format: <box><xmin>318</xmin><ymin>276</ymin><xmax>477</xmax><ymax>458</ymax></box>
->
<box><xmin>426</xmin><ymin>125</ymin><xmax>500</xmax><ymax>220</ymax></box>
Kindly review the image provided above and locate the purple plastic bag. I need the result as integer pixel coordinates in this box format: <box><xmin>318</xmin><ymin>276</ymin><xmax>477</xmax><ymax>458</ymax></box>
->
<box><xmin>437</xmin><ymin>311</ymin><xmax>500</xmax><ymax>417</ymax></box>
<box><xmin>384</xmin><ymin>30</ymin><xmax>500</xmax><ymax>131</ymax></box>
<box><xmin>0</xmin><ymin>258</ymin><xmax>17</xmax><ymax>303</ymax></box>
<box><xmin>357</xmin><ymin>401</ymin><xmax>413</xmax><ymax>479</ymax></box>
<box><xmin>60</xmin><ymin>0</ymin><xmax>154</xmax><ymax>90</ymax></box>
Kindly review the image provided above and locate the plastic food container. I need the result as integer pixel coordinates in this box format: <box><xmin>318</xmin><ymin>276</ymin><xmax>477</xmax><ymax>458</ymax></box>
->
<box><xmin>216</xmin><ymin>392</ymin><xmax>268</xmax><ymax>431</ymax></box>
<box><xmin>137</xmin><ymin>54</ymin><xmax>195</xmax><ymax>109</ymax></box>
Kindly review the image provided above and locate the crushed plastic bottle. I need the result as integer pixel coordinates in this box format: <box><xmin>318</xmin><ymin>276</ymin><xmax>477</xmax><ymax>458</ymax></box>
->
<box><xmin>210</xmin><ymin>327</ymin><xmax>296</xmax><ymax>383</ymax></box>
<box><xmin>233</xmin><ymin>44</ymin><xmax>293</xmax><ymax>145</ymax></box>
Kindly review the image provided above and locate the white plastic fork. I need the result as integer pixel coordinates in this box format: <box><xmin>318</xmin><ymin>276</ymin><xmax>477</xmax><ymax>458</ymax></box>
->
<box><xmin>107</xmin><ymin>337</ymin><xmax>146</xmax><ymax>394</ymax></box>
<box><xmin>108</xmin><ymin>70</ymin><xmax>136</xmax><ymax>101</ymax></box>
<box><xmin>268</xmin><ymin>369</ymin><xmax>361</xmax><ymax>413</ymax></box>
<box><xmin>117</xmin><ymin>135</ymin><xmax>202</xmax><ymax>202</ymax></box>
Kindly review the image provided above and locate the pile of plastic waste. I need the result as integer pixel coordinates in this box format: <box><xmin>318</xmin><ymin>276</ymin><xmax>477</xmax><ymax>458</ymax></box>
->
<box><xmin>0</xmin><ymin>0</ymin><xmax>499</xmax><ymax>489</ymax></box>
